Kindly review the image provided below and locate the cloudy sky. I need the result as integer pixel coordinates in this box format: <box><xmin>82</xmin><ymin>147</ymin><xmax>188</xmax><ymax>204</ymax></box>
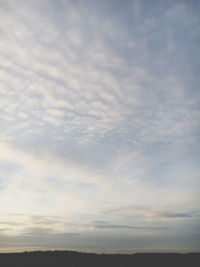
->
<box><xmin>0</xmin><ymin>0</ymin><xmax>200</xmax><ymax>253</ymax></box>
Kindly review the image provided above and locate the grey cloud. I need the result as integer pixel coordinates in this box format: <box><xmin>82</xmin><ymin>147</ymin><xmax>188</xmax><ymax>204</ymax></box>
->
<box><xmin>29</xmin><ymin>215</ymin><xmax>61</xmax><ymax>225</ymax></box>
<box><xmin>0</xmin><ymin>221</ymin><xmax>24</xmax><ymax>226</ymax></box>
<box><xmin>0</xmin><ymin>228</ymin><xmax>10</xmax><ymax>231</ymax></box>
<box><xmin>22</xmin><ymin>227</ymin><xmax>54</xmax><ymax>236</ymax></box>
<box><xmin>92</xmin><ymin>220</ymin><xmax>108</xmax><ymax>224</ymax></box>
<box><xmin>92</xmin><ymin>221</ymin><xmax>168</xmax><ymax>231</ymax></box>
<box><xmin>158</xmin><ymin>212</ymin><xmax>199</xmax><ymax>219</ymax></box>
<box><xmin>0</xmin><ymin>229</ymin><xmax>80</xmax><ymax>249</ymax></box>
<box><xmin>22</xmin><ymin>227</ymin><xmax>79</xmax><ymax>237</ymax></box>
<box><xmin>102</xmin><ymin>205</ymin><xmax>200</xmax><ymax>220</ymax></box>
<box><xmin>0</xmin><ymin>214</ymin><xmax>62</xmax><ymax>229</ymax></box>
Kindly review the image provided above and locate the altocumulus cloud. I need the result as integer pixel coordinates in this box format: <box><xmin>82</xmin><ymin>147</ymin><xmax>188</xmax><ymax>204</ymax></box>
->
<box><xmin>0</xmin><ymin>0</ymin><xmax>200</xmax><ymax>253</ymax></box>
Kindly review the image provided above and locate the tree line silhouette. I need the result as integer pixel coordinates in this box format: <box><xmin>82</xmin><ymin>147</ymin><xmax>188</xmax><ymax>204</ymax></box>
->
<box><xmin>0</xmin><ymin>250</ymin><xmax>199</xmax><ymax>267</ymax></box>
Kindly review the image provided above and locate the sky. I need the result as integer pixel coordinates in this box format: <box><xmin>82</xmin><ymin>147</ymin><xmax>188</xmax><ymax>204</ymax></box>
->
<box><xmin>0</xmin><ymin>0</ymin><xmax>200</xmax><ymax>253</ymax></box>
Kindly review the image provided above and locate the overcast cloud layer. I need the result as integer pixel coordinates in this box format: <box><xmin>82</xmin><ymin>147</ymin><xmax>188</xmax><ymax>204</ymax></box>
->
<box><xmin>0</xmin><ymin>0</ymin><xmax>200</xmax><ymax>253</ymax></box>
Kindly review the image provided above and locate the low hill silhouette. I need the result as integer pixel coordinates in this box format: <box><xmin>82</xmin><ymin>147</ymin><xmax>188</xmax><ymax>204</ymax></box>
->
<box><xmin>0</xmin><ymin>250</ymin><xmax>199</xmax><ymax>267</ymax></box>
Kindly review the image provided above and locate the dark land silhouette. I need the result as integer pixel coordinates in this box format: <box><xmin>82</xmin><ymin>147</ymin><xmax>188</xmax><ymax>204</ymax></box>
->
<box><xmin>0</xmin><ymin>250</ymin><xmax>199</xmax><ymax>267</ymax></box>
